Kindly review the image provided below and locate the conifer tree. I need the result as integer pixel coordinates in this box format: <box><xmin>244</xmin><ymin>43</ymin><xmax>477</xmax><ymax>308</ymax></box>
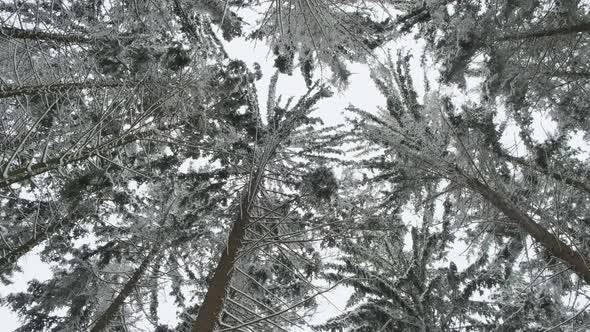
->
<box><xmin>334</xmin><ymin>54</ymin><xmax>590</xmax><ymax>330</ymax></box>
<box><xmin>192</xmin><ymin>73</ymin><xmax>340</xmax><ymax>331</ymax></box>
<box><xmin>3</xmin><ymin>1</ymin><xmax>590</xmax><ymax>331</ymax></box>
<box><xmin>386</xmin><ymin>0</ymin><xmax>590</xmax><ymax>136</ymax></box>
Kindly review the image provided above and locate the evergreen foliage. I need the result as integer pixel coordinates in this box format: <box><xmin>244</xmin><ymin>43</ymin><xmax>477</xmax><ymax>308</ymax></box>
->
<box><xmin>1</xmin><ymin>1</ymin><xmax>590</xmax><ymax>331</ymax></box>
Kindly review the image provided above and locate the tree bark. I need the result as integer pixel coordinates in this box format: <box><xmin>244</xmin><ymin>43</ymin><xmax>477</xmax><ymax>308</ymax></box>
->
<box><xmin>465</xmin><ymin>176</ymin><xmax>590</xmax><ymax>284</ymax></box>
<box><xmin>192</xmin><ymin>175</ymin><xmax>261</xmax><ymax>332</ymax></box>
<box><xmin>91</xmin><ymin>245</ymin><xmax>160</xmax><ymax>332</ymax></box>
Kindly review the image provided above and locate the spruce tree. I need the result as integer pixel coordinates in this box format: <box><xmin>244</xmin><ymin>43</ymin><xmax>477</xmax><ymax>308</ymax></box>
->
<box><xmin>331</xmin><ymin>54</ymin><xmax>590</xmax><ymax>330</ymax></box>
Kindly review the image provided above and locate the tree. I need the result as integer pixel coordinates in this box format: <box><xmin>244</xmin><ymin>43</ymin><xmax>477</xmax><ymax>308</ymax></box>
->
<box><xmin>3</xmin><ymin>1</ymin><xmax>590</xmax><ymax>331</ymax></box>
<box><xmin>335</xmin><ymin>54</ymin><xmax>590</xmax><ymax>329</ymax></box>
<box><xmin>2</xmin><ymin>60</ymin><xmax>341</xmax><ymax>332</ymax></box>
<box><xmin>192</xmin><ymin>73</ymin><xmax>340</xmax><ymax>331</ymax></box>
<box><xmin>245</xmin><ymin>0</ymin><xmax>396</xmax><ymax>87</ymax></box>
<box><xmin>1</xmin><ymin>3</ymin><xmax>264</xmax><ymax>329</ymax></box>
<box><xmin>317</xmin><ymin>202</ymin><xmax>495</xmax><ymax>331</ymax></box>
<box><xmin>0</xmin><ymin>0</ymin><xmax>238</xmax><ymax>285</ymax></box>
<box><xmin>386</xmin><ymin>0</ymin><xmax>590</xmax><ymax>137</ymax></box>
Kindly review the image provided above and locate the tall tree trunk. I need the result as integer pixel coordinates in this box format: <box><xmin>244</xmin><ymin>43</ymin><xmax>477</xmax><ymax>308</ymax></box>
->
<box><xmin>191</xmin><ymin>86</ymin><xmax>320</xmax><ymax>331</ymax></box>
<box><xmin>192</xmin><ymin>175</ymin><xmax>261</xmax><ymax>332</ymax></box>
<box><xmin>0</xmin><ymin>80</ymin><xmax>148</xmax><ymax>99</ymax></box>
<box><xmin>499</xmin><ymin>21</ymin><xmax>590</xmax><ymax>41</ymax></box>
<box><xmin>465</xmin><ymin>177</ymin><xmax>590</xmax><ymax>284</ymax></box>
<box><xmin>91</xmin><ymin>245</ymin><xmax>161</xmax><ymax>332</ymax></box>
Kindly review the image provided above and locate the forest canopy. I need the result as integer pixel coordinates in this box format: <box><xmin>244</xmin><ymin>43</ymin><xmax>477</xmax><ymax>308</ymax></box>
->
<box><xmin>1</xmin><ymin>0</ymin><xmax>590</xmax><ymax>331</ymax></box>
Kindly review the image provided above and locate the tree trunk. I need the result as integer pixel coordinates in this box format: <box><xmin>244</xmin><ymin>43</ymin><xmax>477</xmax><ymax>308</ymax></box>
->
<box><xmin>91</xmin><ymin>245</ymin><xmax>160</xmax><ymax>332</ymax></box>
<box><xmin>192</xmin><ymin>176</ymin><xmax>260</xmax><ymax>332</ymax></box>
<box><xmin>191</xmin><ymin>86</ymin><xmax>318</xmax><ymax>331</ymax></box>
<box><xmin>465</xmin><ymin>177</ymin><xmax>590</xmax><ymax>284</ymax></box>
<box><xmin>499</xmin><ymin>21</ymin><xmax>590</xmax><ymax>41</ymax></box>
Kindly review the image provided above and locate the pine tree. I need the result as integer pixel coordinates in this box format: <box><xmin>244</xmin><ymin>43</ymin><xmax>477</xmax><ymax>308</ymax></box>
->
<box><xmin>192</xmin><ymin>73</ymin><xmax>341</xmax><ymax>331</ymax></box>
<box><xmin>3</xmin><ymin>1</ymin><xmax>590</xmax><ymax>331</ymax></box>
<box><xmin>247</xmin><ymin>0</ymin><xmax>396</xmax><ymax>86</ymax></box>
<box><xmin>335</xmin><ymin>54</ymin><xmax>590</xmax><ymax>330</ymax></box>
<box><xmin>2</xmin><ymin>58</ymin><xmax>341</xmax><ymax>331</ymax></box>
<box><xmin>0</xmin><ymin>0</ymin><xmax>239</xmax><ymax>283</ymax></box>
<box><xmin>317</xmin><ymin>191</ymin><xmax>499</xmax><ymax>331</ymax></box>
<box><xmin>386</xmin><ymin>0</ymin><xmax>590</xmax><ymax>136</ymax></box>
<box><xmin>1</xmin><ymin>3</ymin><xmax>260</xmax><ymax>330</ymax></box>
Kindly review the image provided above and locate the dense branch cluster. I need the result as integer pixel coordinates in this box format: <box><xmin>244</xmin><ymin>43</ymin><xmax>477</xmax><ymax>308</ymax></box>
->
<box><xmin>1</xmin><ymin>0</ymin><xmax>590</xmax><ymax>331</ymax></box>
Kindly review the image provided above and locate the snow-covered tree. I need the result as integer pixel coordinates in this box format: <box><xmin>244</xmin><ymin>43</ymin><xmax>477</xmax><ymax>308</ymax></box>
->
<box><xmin>327</xmin><ymin>54</ymin><xmax>590</xmax><ymax>330</ymax></box>
<box><xmin>191</xmin><ymin>72</ymin><xmax>342</xmax><ymax>331</ymax></box>
<box><xmin>388</xmin><ymin>0</ymin><xmax>590</xmax><ymax>137</ymax></box>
